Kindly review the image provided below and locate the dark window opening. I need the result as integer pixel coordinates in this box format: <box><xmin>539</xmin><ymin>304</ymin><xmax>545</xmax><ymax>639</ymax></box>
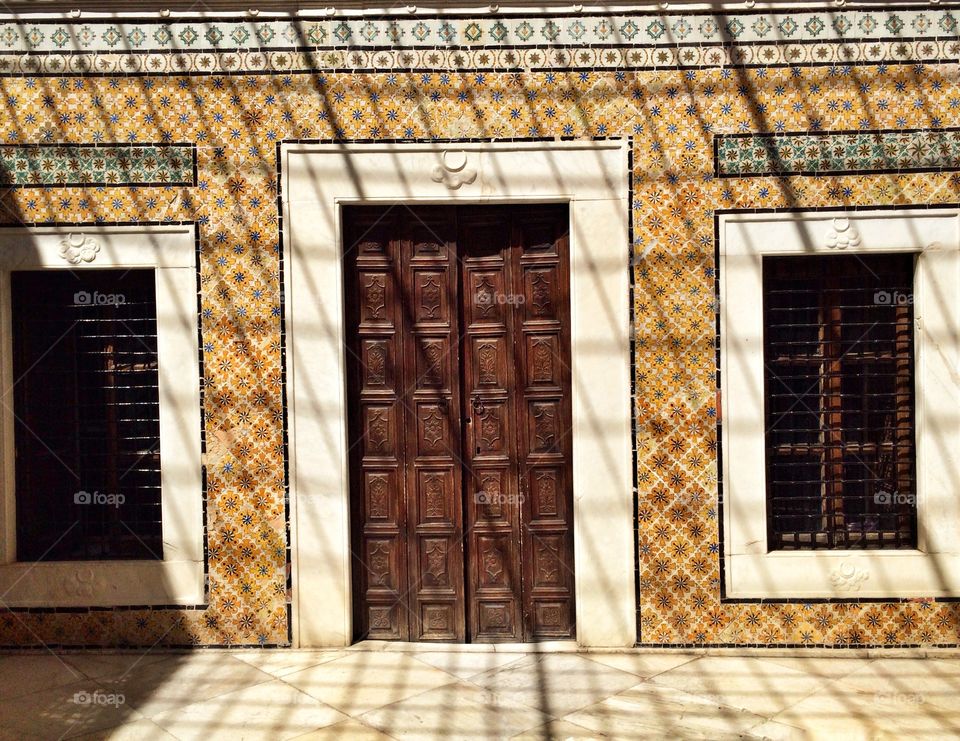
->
<box><xmin>12</xmin><ymin>269</ymin><xmax>163</xmax><ymax>561</ymax></box>
<box><xmin>763</xmin><ymin>253</ymin><xmax>917</xmax><ymax>550</ymax></box>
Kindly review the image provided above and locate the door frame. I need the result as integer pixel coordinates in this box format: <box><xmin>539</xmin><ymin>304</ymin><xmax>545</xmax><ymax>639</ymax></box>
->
<box><xmin>282</xmin><ymin>140</ymin><xmax>635</xmax><ymax>647</ymax></box>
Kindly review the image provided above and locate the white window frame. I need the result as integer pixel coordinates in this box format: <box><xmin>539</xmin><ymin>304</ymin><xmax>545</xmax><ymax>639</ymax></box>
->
<box><xmin>282</xmin><ymin>140</ymin><xmax>636</xmax><ymax>647</ymax></box>
<box><xmin>720</xmin><ymin>208</ymin><xmax>960</xmax><ymax>599</ymax></box>
<box><xmin>0</xmin><ymin>224</ymin><xmax>204</xmax><ymax>607</ymax></box>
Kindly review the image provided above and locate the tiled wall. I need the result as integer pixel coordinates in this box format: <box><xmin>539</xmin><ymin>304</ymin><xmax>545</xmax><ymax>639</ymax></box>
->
<box><xmin>2</xmin><ymin>6</ymin><xmax>960</xmax><ymax>647</ymax></box>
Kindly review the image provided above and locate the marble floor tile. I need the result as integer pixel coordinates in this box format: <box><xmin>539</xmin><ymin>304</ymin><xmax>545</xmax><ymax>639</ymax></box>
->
<box><xmin>648</xmin><ymin>655</ymin><xmax>831</xmax><ymax>718</ymax></box>
<box><xmin>290</xmin><ymin>717</ymin><xmax>398</xmax><ymax>740</ymax></box>
<box><xmin>579</xmin><ymin>651</ymin><xmax>699</xmax><ymax>679</ymax></box>
<box><xmin>510</xmin><ymin>718</ymin><xmax>610</xmax><ymax>739</ymax></box>
<box><xmin>754</xmin><ymin>655</ymin><xmax>877</xmax><ymax>681</ymax></box>
<box><xmin>63</xmin><ymin>652</ymin><xmax>172</xmax><ymax>682</ymax></box>
<box><xmin>97</xmin><ymin>653</ymin><xmax>275</xmax><ymax>718</ymax></box>
<box><xmin>765</xmin><ymin>679</ymin><xmax>960</xmax><ymax>740</ymax></box>
<box><xmin>470</xmin><ymin>653</ymin><xmax>641</xmax><ymax>717</ymax></box>
<box><xmin>410</xmin><ymin>651</ymin><xmax>528</xmax><ymax>680</ymax></box>
<box><xmin>0</xmin><ymin>679</ymin><xmax>145</xmax><ymax>740</ymax></box>
<box><xmin>359</xmin><ymin>680</ymin><xmax>543</xmax><ymax>740</ymax></box>
<box><xmin>561</xmin><ymin>681</ymin><xmax>770</xmax><ymax>739</ymax></box>
<box><xmin>741</xmin><ymin>718</ymin><xmax>808</xmax><ymax>740</ymax></box>
<box><xmin>0</xmin><ymin>654</ymin><xmax>84</xmax><ymax>700</ymax></box>
<box><xmin>280</xmin><ymin>651</ymin><xmax>458</xmax><ymax>716</ymax></box>
<box><xmin>1</xmin><ymin>649</ymin><xmax>958</xmax><ymax>740</ymax></box>
<box><xmin>230</xmin><ymin>650</ymin><xmax>348</xmax><ymax>678</ymax></box>
<box><xmin>70</xmin><ymin>717</ymin><xmax>179</xmax><ymax>740</ymax></box>
<box><xmin>835</xmin><ymin>658</ymin><xmax>960</xmax><ymax>713</ymax></box>
<box><xmin>150</xmin><ymin>678</ymin><xmax>348</xmax><ymax>741</ymax></box>
<box><xmin>0</xmin><ymin>729</ymin><xmax>41</xmax><ymax>741</ymax></box>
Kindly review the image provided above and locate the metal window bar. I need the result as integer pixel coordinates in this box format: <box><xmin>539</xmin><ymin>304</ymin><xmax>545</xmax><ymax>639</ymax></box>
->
<box><xmin>12</xmin><ymin>269</ymin><xmax>163</xmax><ymax>561</ymax></box>
<box><xmin>762</xmin><ymin>254</ymin><xmax>917</xmax><ymax>550</ymax></box>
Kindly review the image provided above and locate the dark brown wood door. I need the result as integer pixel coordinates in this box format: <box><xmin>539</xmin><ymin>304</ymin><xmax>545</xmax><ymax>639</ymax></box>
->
<box><xmin>345</xmin><ymin>204</ymin><xmax>574</xmax><ymax>643</ymax></box>
<box><xmin>344</xmin><ymin>207</ymin><xmax>465</xmax><ymax>642</ymax></box>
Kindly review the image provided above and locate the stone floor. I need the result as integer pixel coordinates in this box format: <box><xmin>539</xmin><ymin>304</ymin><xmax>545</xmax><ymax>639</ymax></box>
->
<box><xmin>2</xmin><ymin>645</ymin><xmax>960</xmax><ymax>739</ymax></box>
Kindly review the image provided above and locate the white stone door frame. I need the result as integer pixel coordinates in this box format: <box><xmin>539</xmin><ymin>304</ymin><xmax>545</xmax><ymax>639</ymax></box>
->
<box><xmin>282</xmin><ymin>140</ymin><xmax>635</xmax><ymax>647</ymax></box>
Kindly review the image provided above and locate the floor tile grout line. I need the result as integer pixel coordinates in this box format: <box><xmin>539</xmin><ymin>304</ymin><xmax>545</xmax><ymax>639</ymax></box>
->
<box><xmin>640</xmin><ymin>654</ymin><xmax>891</xmax><ymax>729</ymax></box>
<box><xmin>404</xmin><ymin>650</ymin><xmax>530</xmax><ymax>680</ymax></box>
<box><xmin>113</xmin><ymin>656</ymin><xmax>283</xmax><ymax>723</ymax></box>
<box><xmin>576</xmin><ymin>650</ymin><xmax>702</xmax><ymax>680</ymax></box>
<box><xmin>596</xmin><ymin>676</ymin><xmax>782</xmax><ymax>732</ymax></box>
<box><xmin>228</xmin><ymin>649</ymin><xmax>351</xmax><ymax>678</ymax></box>
<box><xmin>270</xmin><ymin>652</ymin><xmax>463</xmax><ymax>722</ymax></box>
<box><xmin>355</xmin><ymin>671</ymin><xmax>563</xmax><ymax>737</ymax></box>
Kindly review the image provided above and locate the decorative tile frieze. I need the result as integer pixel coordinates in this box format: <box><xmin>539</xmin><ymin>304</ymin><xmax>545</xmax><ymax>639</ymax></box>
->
<box><xmin>0</xmin><ymin>36</ymin><xmax>956</xmax><ymax>76</ymax></box>
<box><xmin>0</xmin><ymin>9</ymin><xmax>955</xmax><ymax>76</ymax></box>
<box><xmin>716</xmin><ymin>129</ymin><xmax>960</xmax><ymax>178</ymax></box>
<box><xmin>1</xmin><ymin>9</ymin><xmax>959</xmax><ymax>54</ymax></box>
<box><xmin>0</xmin><ymin>143</ymin><xmax>196</xmax><ymax>187</ymax></box>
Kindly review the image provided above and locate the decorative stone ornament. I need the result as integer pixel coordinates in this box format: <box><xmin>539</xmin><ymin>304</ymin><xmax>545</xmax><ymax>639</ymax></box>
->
<box><xmin>830</xmin><ymin>561</ymin><xmax>870</xmax><ymax>591</ymax></box>
<box><xmin>62</xmin><ymin>567</ymin><xmax>102</xmax><ymax>599</ymax></box>
<box><xmin>825</xmin><ymin>217</ymin><xmax>862</xmax><ymax>250</ymax></box>
<box><xmin>430</xmin><ymin>150</ymin><xmax>477</xmax><ymax>189</ymax></box>
<box><xmin>58</xmin><ymin>233</ymin><xmax>100</xmax><ymax>265</ymax></box>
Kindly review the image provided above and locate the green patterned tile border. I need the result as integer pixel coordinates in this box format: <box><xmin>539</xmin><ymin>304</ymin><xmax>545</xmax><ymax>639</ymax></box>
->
<box><xmin>0</xmin><ymin>143</ymin><xmax>196</xmax><ymax>187</ymax></box>
<box><xmin>715</xmin><ymin>129</ymin><xmax>960</xmax><ymax>178</ymax></box>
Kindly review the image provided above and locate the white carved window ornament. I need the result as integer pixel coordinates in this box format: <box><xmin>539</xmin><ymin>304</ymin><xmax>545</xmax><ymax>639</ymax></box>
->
<box><xmin>830</xmin><ymin>562</ymin><xmax>870</xmax><ymax>592</ymax></box>
<box><xmin>58</xmin><ymin>233</ymin><xmax>100</xmax><ymax>264</ymax></box>
<box><xmin>824</xmin><ymin>217</ymin><xmax>862</xmax><ymax>250</ymax></box>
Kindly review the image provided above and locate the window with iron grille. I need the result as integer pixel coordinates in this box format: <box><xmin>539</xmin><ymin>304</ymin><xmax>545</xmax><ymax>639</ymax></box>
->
<box><xmin>12</xmin><ymin>269</ymin><xmax>162</xmax><ymax>561</ymax></box>
<box><xmin>722</xmin><ymin>209</ymin><xmax>960</xmax><ymax>599</ymax></box>
<box><xmin>763</xmin><ymin>253</ymin><xmax>917</xmax><ymax>551</ymax></box>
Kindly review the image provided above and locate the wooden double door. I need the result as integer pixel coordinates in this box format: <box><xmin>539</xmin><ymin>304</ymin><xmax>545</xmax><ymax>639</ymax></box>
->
<box><xmin>344</xmin><ymin>204</ymin><xmax>575</xmax><ymax>642</ymax></box>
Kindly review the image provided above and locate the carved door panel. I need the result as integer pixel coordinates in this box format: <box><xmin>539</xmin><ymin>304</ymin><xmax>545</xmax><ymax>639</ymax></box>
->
<box><xmin>509</xmin><ymin>207</ymin><xmax>576</xmax><ymax>640</ymax></box>
<box><xmin>345</xmin><ymin>204</ymin><xmax>574</xmax><ymax>643</ymax></box>
<box><xmin>459</xmin><ymin>209</ymin><xmax>525</xmax><ymax>641</ymax></box>
<box><xmin>401</xmin><ymin>209</ymin><xmax>465</xmax><ymax>641</ymax></box>
<box><xmin>344</xmin><ymin>208</ymin><xmax>409</xmax><ymax>640</ymax></box>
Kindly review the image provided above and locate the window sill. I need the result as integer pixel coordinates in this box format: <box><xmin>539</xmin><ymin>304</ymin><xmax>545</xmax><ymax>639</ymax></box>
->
<box><xmin>726</xmin><ymin>551</ymin><xmax>960</xmax><ymax>600</ymax></box>
<box><xmin>0</xmin><ymin>559</ymin><xmax>205</xmax><ymax>607</ymax></box>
